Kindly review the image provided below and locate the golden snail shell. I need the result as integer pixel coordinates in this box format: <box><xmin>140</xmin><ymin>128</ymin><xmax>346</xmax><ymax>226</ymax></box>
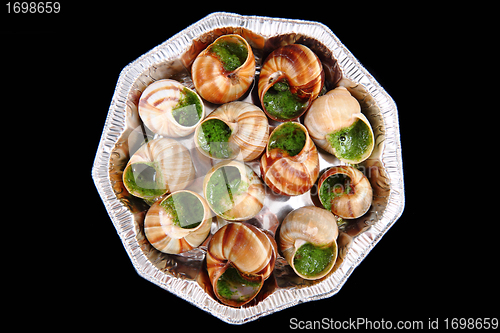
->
<box><xmin>192</xmin><ymin>34</ymin><xmax>255</xmax><ymax>104</ymax></box>
<box><xmin>279</xmin><ymin>206</ymin><xmax>339</xmax><ymax>280</ymax></box>
<box><xmin>203</xmin><ymin>160</ymin><xmax>265</xmax><ymax>221</ymax></box>
<box><xmin>144</xmin><ymin>190</ymin><xmax>211</xmax><ymax>254</ymax></box>
<box><xmin>258</xmin><ymin>44</ymin><xmax>324</xmax><ymax>121</ymax></box>
<box><xmin>194</xmin><ymin>101</ymin><xmax>269</xmax><ymax>161</ymax></box>
<box><xmin>206</xmin><ymin>222</ymin><xmax>277</xmax><ymax>307</ymax></box>
<box><xmin>260</xmin><ymin>122</ymin><xmax>319</xmax><ymax>196</ymax></box>
<box><xmin>318</xmin><ymin>165</ymin><xmax>373</xmax><ymax>219</ymax></box>
<box><xmin>138</xmin><ymin>79</ymin><xmax>204</xmax><ymax>137</ymax></box>
<box><xmin>304</xmin><ymin>87</ymin><xmax>374</xmax><ymax>164</ymax></box>
<box><xmin>122</xmin><ymin>138</ymin><xmax>195</xmax><ymax>200</ymax></box>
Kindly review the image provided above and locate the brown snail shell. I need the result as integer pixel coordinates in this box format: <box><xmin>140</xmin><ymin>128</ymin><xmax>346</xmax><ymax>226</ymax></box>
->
<box><xmin>203</xmin><ymin>160</ymin><xmax>265</xmax><ymax>221</ymax></box>
<box><xmin>318</xmin><ymin>165</ymin><xmax>373</xmax><ymax>219</ymax></box>
<box><xmin>144</xmin><ymin>190</ymin><xmax>211</xmax><ymax>254</ymax></box>
<box><xmin>122</xmin><ymin>138</ymin><xmax>195</xmax><ymax>200</ymax></box>
<box><xmin>194</xmin><ymin>101</ymin><xmax>269</xmax><ymax>161</ymax></box>
<box><xmin>192</xmin><ymin>34</ymin><xmax>255</xmax><ymax>104</ymax></box>
<box><xmin>138</xmin><ymin>79</ymin><xmax>204</xmax><ymax>138</ymax></box>
<box><xmin>279</xmin><ymin>206</ymin><xmax>338</xmax><ymax>280</ymax></box>
<box><xmin>304</xmin><ymin>87</ymin><xmax>374</xmax><ymax>164</ymax></box>
<box><xmin>260</xmin><ymin>122</ymin><xmax>319</xmax><ymax>196</ymax></box>
<box><xmin>206</xmin><ymin>222</ymin><xmax>277</xmax><ymax>307</ymax></box>
<box><xmin>258</xmin><ymin>44</ymin><xmax>324</xmax><ymax>121</ymax></box>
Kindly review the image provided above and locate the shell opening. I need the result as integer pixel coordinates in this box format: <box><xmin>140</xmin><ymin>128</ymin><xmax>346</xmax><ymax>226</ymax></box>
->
<box><xmin>197</xmin><ymin>118</ymin><xmax>240</xmax><ymax>159</ymax></box>
<box><xmin>268</xmin><ymin>122</ymin><xmax>306</xmax><ymax>157</ymax></box>
<box><xmin>123</xmin><ymin>162</ymin><xmax>165</xmax><ymax>198</ymax></box>
<box><xmin>209</xmin><ymin>37</ymin><xmax>249</xmax><ymax>72</ymax></box>
<box><xmin>160</xmin><ymin>192</ymin><xmax>204</xmax><ymax>229</ymax></box>
<box><xmin>171</xmin><ymin>88</ymin><xmax>203</xmax><ymax>127</ymax></box>
<box><xmin>262</xmin><ymin>78</ymin><xmax>309</xmax><ymax>121</ymax></box>
<box><xmin>319</xmin><ymin>173</ymin><xmax>352</xmax><ymax>212</ymax></box>
<box><xmin>293</xmin><ymin>242</ymin><xmax>335</xmax><ymax>278</ymax></box>
<box><xmin>326</xmin><ymin>119</ymin><xmax>373</xmax><ymax>162</ymax></box>
<box><xmin>205</xmin><ymin>166</ymin><xmax>245</xmax><ymax>217</ymax></box>
<box><xmin>216</xmin><ymin>265</ymin><xmax>262</xmax><ymax>304</ymax></box>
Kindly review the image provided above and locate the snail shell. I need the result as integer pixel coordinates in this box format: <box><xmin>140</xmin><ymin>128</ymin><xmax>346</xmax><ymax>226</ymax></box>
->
<box><xmin>192</xmin><ymin>34</ymin><xmax>255</xmax><ymax>104</ymax></box>
<box><xmin>138</xmin><ymin>79</ymin><xmax>204</xmax><ymax>138</ymax></box>
<box><xmin>260</xmin><ymin>122</ymin><xmax>319</xmax><ymax>196</ymax></box>
<box><xmin>122</xmin><ymin>138</ymin><xmax>195</xmax><ymax>200</ymax></box>
<box><xmin>318</xmin><ymin>165</ymin><xmax>373</xmax><ymax>219</ymax></box>
<box><xmin>203</xmin><ymin>160</ymin><xmax>265</xmax><ymax>221</ymax></box>
<box><xmin>258</xmin><ymin>44</ymin><xmax>324</xmax><ymax>121</ymax></box>
<box><xmin>279</xmin><ymin>206</ymin><xmax>339</xmax><ymax>280</ymax></box>
<box><xmin>304</xmin><ymin>87</ymin><xmax>374</xmax><ymax>164</ymax></box>
<box><xmin>206</xmin><ymin>222</ymin><xmax>277</xmax><ymax>307</ymax></box>
<box><xmin>194</xmin><ymin>101</ymin><xmax>269</xmax><ymax>161</ymax></box>
<box><xmin>144</xmin><ymin>190</ymin><xmax>211</xmax><ymax>254</ymax></box>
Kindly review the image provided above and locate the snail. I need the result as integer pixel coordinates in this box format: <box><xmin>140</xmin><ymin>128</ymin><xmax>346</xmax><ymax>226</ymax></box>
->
<box><xmin>304</xmin><ymin>86</ymin><xmax>374</xmax><ymax>164</ymax></box>
<box><xmin>203</xmin><ymin>160</ymin><xmax>265</xmax><ymax>221</ymax></box>
<box><xmin>258</xmin><ymin>44</ymin><xmax>324</xmax><ymax>121</ymax></box>
<box><xmin>192</xmin><ymin>34</ymin><xmax>255</xmax><ymax>104</ymax></box>
<box><xmin>138</xmin><ymin>79</ymin><xmax>205</xmax><ymax>138</ymax></box>
<box><xmin>260</xmin><ymin>122</ymin><xmax>319</xmax><ymax>196</ymax></box>
<box><xmin>194</xmin><ymin>101</ymin><xmax>269</xmax><ymax>161</ymax></box>
<box><xmin>122</xmin><ymin>138</ymin><xmax>195</xmax><ymax>200</ymax></box>
<box><xmin>318</xmin><ymin>165</ymin><xmax>373</xmax><ymax>219</ymax></box>
<box><xmin>279</xmin><ymin>206</ymin><xmax>339</xmax><ymax>280</ymax></box>
<box><xmin>144</xmin><ymin>190</ymin><xmax>211</xmax><ymax>254</ymax></box>
<box><xmin>206</xmin><ymin>222</ymin><xmax>277</xmax><ymax>307</ymax></box>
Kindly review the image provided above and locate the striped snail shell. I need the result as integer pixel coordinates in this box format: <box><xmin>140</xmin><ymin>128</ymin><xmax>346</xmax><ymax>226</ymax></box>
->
<box><xmin>144</xmin><ymin>190</ymin><xmax>211</xmax><ymax>254</ymax></box>
<box><xmin>258</xmin><ymin>44</ymin><xmax>324</xmax><ymax>121</ymax></box>
<box><xmin>318</xmin><ymin>165</ymin><xmax>373</xmax><ymax>219</ymax></box>
<box><xmin>138</xmin><ymin>79</ymin><xmax>204</xmax><ymax>138</ymax></box>
<box><xmin>206</xmin><ymin>222</ymin><xmax>277</xmax><ymax>307</ymax></box>
<box><xmin>194</xmin><ymin>101</ymin><xmax>269</xmax><ymax>161</ymax></box>
<box><xmin>192</xmin><ymin>34</ymin><xmax>255</xmax><ymax>104</ymax></box>
<box><xmin>122</xmin><ymin>138</ymin><xmax>195</xmax><ymax>200</ymax></box>
<box><xmin>279</xmin><ymin>206</ymin><xmax>338</xmax><ymax>280</ymax></box>
<box><xmin>304</xmin><ymin>87</ymin><xmax>374</xmax><ymax>164</ymax></box>
<box><xmin>260</xmin><ymin>122</ymin><xmax>319</xmax><ymax>196</ymax></box>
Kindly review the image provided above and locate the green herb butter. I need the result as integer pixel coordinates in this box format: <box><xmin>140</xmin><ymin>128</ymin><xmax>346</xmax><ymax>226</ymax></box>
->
<box><xmin>123</xmin><ymin>163</ymin><xmax>165</xmax><ymax>198</ymax></box>
<box><xmin>319</xmin><ymin>174</ymin><xmax>351</xmax><ymax>211</ymax></box>
<box><xmin>197</xmin><ymin>119</ymin><xmax>232</xmax><ymax>159</ymax></box>
<box><xmin>263</xmin><ymin>80</ymin><xmax>308</xmax><ymax>120</ymax></box>
<box><xmin>209</xmin><ymin>40</ymin><xmax>248</xmax><ymax>72</ymax></box>
<box><xmin>216</xmin><ymin>266</ymin><xmax>261</xmax><ymax>301</ymax></box>
<box><xmin>327</xmin><ymin>119</ymin><xmax>372</xmax><ymax>161</ymax></box>
<box><xmin>171</xmin><ymin>88</ymin><xmax>203</xmax><ymax>126</ymax></box>
<box><xmin>161</xmin><ymin>192</ymin><xmax>204</xmax><ymax>229</ymax></box>
<box><xmin>293</xmin><ymin>242</ymin><xmax>334</xmax><ymax>277</ymax></box>
<box><xmin>268</xmin><ymin>122</ymin><xmax>306</xmax><ymax>157</ymax></box>
<box><xmin>205</xmin><ymin>166</ymin><xmax>245</xmax><ymax>217</ymax></box>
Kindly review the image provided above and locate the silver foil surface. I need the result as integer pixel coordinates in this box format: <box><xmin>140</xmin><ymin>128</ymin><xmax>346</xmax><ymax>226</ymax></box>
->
<box><xmin>92</xmin><ymin>12</ymin><xmax>405</xmax><ymax>324</ymax></box>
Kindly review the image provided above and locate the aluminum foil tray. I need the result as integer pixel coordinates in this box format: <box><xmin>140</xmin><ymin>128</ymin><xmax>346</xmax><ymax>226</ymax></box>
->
<box><xmin>92</xmin><ymin>12</ymin><xmax>404</xmax><ymax>324</ymax></box>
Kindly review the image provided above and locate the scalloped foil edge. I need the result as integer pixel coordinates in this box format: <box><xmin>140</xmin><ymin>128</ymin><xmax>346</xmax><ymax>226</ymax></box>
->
<box><xmin>92</xmin><ymin>12</ymin><xmax>405</xmax><ymax>324</ymax></box>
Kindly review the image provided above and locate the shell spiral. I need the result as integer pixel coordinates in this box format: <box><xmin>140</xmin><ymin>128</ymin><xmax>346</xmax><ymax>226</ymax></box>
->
<box><xmin>318</xmin><ymin>165</ymin><xmax>373</xmax><ymax>219</ymax></box>
<box><xmin>122</xmin><ymin>138</ymin><xmax>195</xmax><ymax>199</ymax></box>
<box><xmin>192</xmin><ymin>34</ymin><xmax>255</xmax><ymax>104</ymax></box>
<box><xmin>258</xmin><ymin>44</ymin><xmax>324</xmax><ymax>120</ymax></box>
<box><xmin>207</xmin><ymin>223</ymin><xmax>277</xmax><ymax>307</ymax></box>
<box><xmin>138</xmin><ymin>79</ymin><xmax>204</xmax><ymax>138</ymax></box>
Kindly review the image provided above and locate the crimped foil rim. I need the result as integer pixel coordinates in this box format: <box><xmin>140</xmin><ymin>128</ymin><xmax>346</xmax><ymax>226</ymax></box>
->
<box><xmin>92</xmin><ymin>12</ymin><xmax>405</xmax><ymax>324</ymax></box>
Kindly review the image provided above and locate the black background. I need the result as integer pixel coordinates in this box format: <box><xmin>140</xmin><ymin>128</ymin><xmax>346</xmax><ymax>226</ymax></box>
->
<box><xmin>3</xmin><ymin>3</ymin><xmax>495</xmax><ymax>330</ymax></box>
